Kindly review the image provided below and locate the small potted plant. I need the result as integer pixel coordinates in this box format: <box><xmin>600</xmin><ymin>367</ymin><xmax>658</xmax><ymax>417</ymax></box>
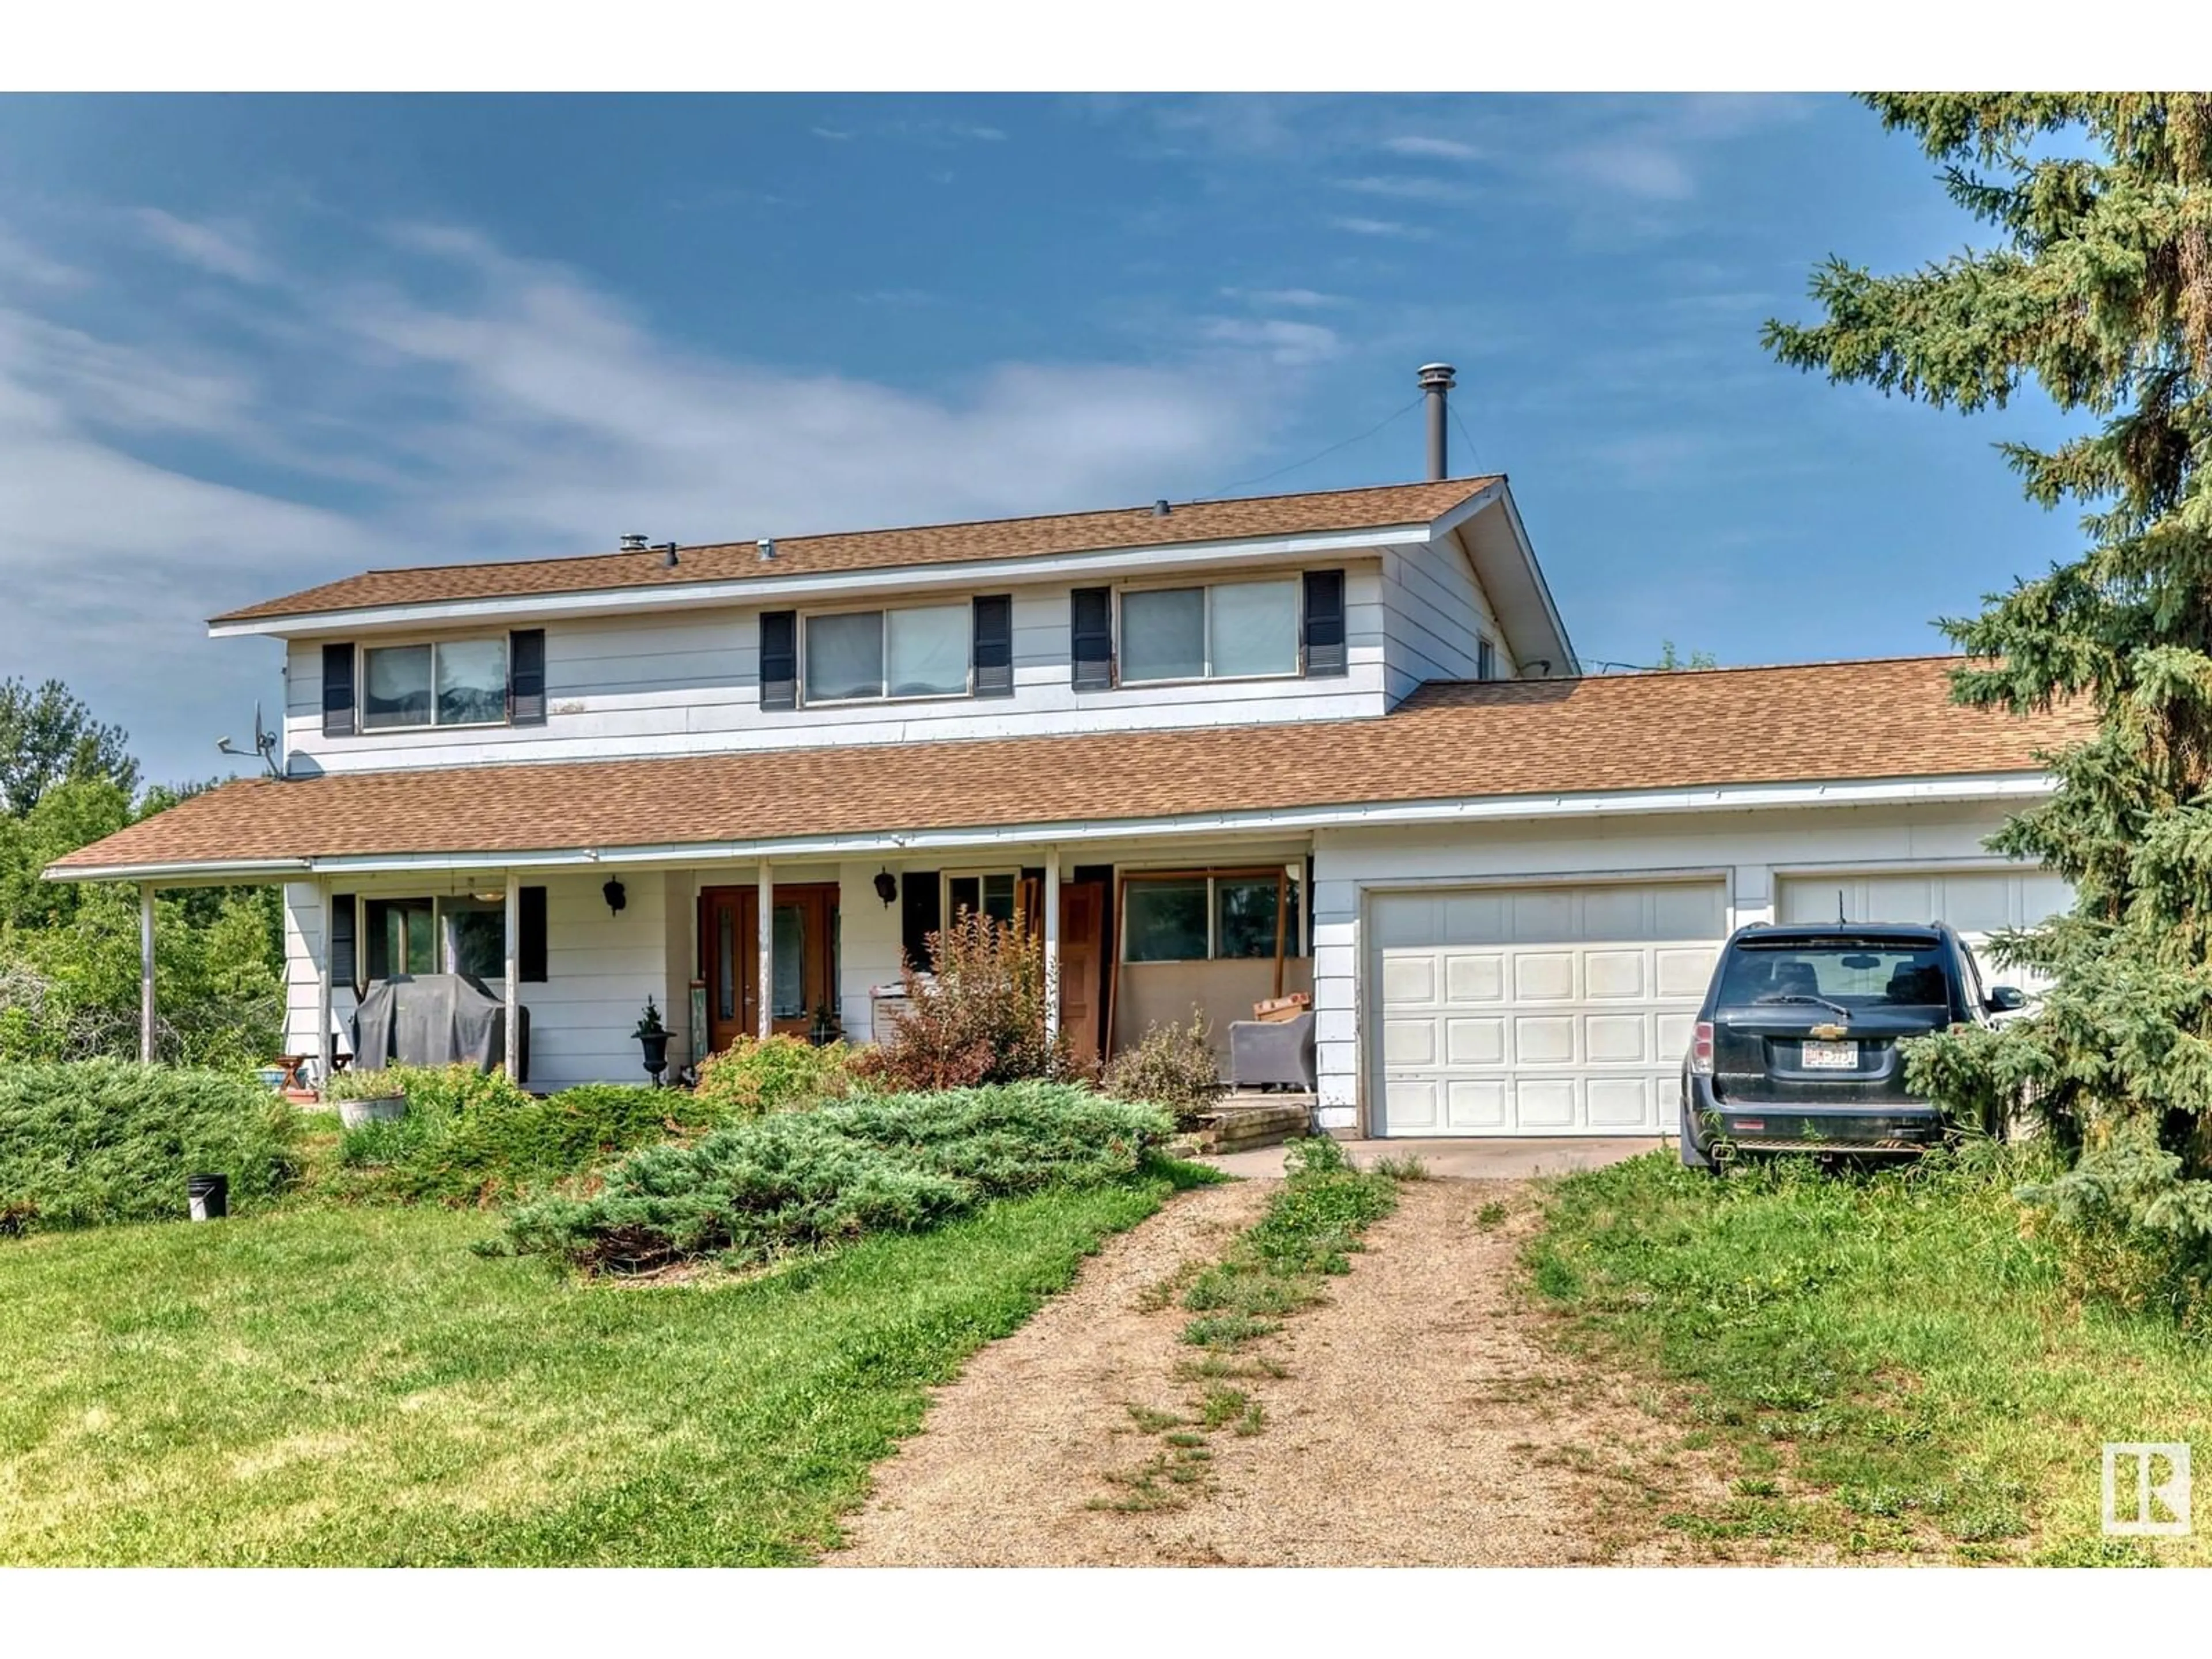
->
<box><xmin>325</xmin><ymin>1067</ymin><xmax>407</xmax><ymax>1130</ymax></box>
<box><xmin>634</xmin><ymin>995</ymin><xmax>671</xmax><ymax>1085</ymax></box>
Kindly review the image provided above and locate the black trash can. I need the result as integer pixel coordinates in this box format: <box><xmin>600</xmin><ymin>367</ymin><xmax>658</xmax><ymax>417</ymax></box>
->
<box><xmin>187</xmin><ymin>1173</ymin><xmax>228</xmax><ymax>1221</ymax></box>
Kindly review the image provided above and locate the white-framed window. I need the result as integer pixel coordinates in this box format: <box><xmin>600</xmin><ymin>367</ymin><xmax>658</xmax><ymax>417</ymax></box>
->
<box><xmin>1119</xmin><ymin>577</ymin><xmax>1301</xmax><ymax>685</ymax></box>
<box><xmin>944</xmin><ymin>869</ymin><xmax>1021</xmax><ymax>926</ymax></box>
<box><xmin>803</xmin><ymin>603</ymin><xmax>972</xmax><ymax>703</ymax></box>
<box><xmin>1122</xmin><ymin>867</ymin><xmax>1304</xmax><ymax>963</ymax></box>
<box><xmin>361</xmin><ymin>637</ymin><xmax>509</xmax><ymax>730</ymax></box>
<box><xmin>1476</xmin><ymin>636</ymin><xmax>1497</xmax><ymax>681</ymax></box>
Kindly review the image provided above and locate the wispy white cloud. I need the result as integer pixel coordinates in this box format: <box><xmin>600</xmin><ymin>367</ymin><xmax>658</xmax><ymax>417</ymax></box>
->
<box><xmin>1200</xmin><ymin>317</ymin><xmax>1341</xmax><ymax>367</ymax></box>
<box><xmin>1327</xmin><ymin>215</ymin><xmax>1430</xmax><ymax>240</ymax></box>
<box><xmin>128</xmin><ymin>207</ymin><xmax>272</xmax><ymax>283</ymax></box>
<box><xmin>1333</xmin><ymin>174</ymin><xmax>1472</xmax><ymax>203</ymax></box>
<box><xmin>1220</xmin><ymin>286</ymin><xmax>1348</xmax><ymax>309</ymax></box>
<box><xmin>0</xmin><ymin>211</ymin><xmax>1308</xmax><ymax>778</ymax></box>
<box><xmin>810</xmin><ymin>126</ymin><xmax>854</xmax><ymax>141</ymax></box>
<box><xmin>1382</xmin><ymin>135</ymin><xmax>1482</xmax><ymax>161</ymax></box>
<box><xmin>1556</xmin><ymin>142</ymin><xmax>1695</xmax><ymax>202</ymax></box>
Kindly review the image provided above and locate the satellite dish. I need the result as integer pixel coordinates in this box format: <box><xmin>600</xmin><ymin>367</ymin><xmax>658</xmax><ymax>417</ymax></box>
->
<box><xmin>216</xmin><ymin>700</ymin><xmax>285</xmax><ymax>779</ymax></box>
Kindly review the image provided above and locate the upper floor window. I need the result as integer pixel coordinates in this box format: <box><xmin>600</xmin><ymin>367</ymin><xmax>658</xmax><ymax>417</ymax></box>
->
<box><xmin>362</xmin><ymin>637</ymin><xmax>509</xmax><ymax>730</ymax></box>
<box><xmin>804</xmin><ymin>603</ymin><xmax>971</xmax><ymax>703</ymax></box>
<box><xmin>1120</xmin><ymin>577</ymin><xmax>1300</xmax><ymax>684</ymax></box>
<box><xmin>1476</xmin><ymin>636</ymin><xmax>1497</xmax><ymax>681</ymax></box>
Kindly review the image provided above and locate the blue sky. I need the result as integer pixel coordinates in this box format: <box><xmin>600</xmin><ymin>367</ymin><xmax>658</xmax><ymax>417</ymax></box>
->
<box><xmin>0</xmin><ymin>93</ymin><xmax>2084</xmax><ymax>785</ymax></box>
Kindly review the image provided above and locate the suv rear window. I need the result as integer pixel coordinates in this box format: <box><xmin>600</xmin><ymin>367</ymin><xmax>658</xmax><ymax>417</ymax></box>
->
<box><xmin>1719</xmin><ymin>940</ymin><xmax>1950</xmax><ymax>1008</ymax></box>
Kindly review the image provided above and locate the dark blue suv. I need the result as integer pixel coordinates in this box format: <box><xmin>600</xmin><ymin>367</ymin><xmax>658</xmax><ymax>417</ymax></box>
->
<box><xmin>1679</xmin><ymin>921</ymin><xmax>2028</xmax><ymax>1168</ymax></box>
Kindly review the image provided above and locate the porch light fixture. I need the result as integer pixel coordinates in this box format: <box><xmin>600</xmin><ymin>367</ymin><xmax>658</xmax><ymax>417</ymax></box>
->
<box><xmin>602</xmin><ymin>878</ymin><xmax>627</xmax><ymax>917</ymax></box>
<box><xmin>873</xmin><ymin>869</ymin><xmax>897</xmax><ymax>907</ymax></box>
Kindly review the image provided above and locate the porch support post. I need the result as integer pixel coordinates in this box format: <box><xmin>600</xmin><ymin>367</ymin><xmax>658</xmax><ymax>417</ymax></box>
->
<box><xmin>138</xmin><ymin>882</ymin><xmax>156</xmax><ymax>1065</ymax></box>
<box><xmin>1042</xmin><ymin>847</ymin><xmax>1062</xmax><ymax>1043</ymax></box>
<box><xmin>316</xmin><ymin>879</ymin><xmax>335</xmax><ymax>1091</ymax></box>
<box><xmin>503</xmin><ymin>872</ymin><xmax>521</xmax><ymax>1081</ymax></box>
<box><xmin>756</xmin><ymin>859</ymin><xmax>773</xmax><ymax>1040</ymax></box>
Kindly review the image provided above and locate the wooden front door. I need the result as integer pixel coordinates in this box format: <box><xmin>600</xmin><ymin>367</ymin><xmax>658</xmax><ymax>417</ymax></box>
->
<box><xmin>1059</xmin><ymin>880</ymin><xmax>1108</xmax><ymax>1065</ymax></box>
<box><xmin>700</xmin><ymin>884</ymin><xmax>839</xmax><ymax>1051</ymax></box>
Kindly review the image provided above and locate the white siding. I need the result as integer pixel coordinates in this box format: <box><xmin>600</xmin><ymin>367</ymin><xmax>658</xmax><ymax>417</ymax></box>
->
<box><xmin>281</xmin><ymin>870</ymin><xmax>673</xmax><ymax>1093</ymax></box>
<box><xmin>282</xmin><ymin>564</ymin><xmax>1392</xmax><ymax>776</ymax></box>
<box><xmin>1310</xmin><ymin>800</ymin><xmax>2039</xmax><ymax>1135</ymax></box>
<box><xmin>1378</xmin><ymin>533</ymin><xmax>1511</xmax><ymax>705</ymax></box>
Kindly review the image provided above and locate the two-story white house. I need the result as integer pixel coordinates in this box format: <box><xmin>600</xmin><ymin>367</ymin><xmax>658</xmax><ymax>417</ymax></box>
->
<box><xmin>48</xmin><ymin>366</ymin><xmax>2082</xmax><ymax>1138</ymax></box>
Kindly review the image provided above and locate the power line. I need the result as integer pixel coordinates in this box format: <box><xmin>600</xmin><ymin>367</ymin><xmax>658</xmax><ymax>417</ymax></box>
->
<box><xmin>1448</xmin><ymin>399</ymin><xmax>1484</xmax><ymax>476</ymax></box>
<box><xmin>1200</xmin><ymin>396</ymin><xmax>1424</xmax><ymax>500</ymax></box>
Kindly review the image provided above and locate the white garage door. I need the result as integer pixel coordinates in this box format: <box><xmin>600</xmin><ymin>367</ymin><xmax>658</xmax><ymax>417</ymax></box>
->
<box><xmin>1371</xmin><ymin>880</ymin><xmax>1726</xmax><ymax>1138</ymax></box>
<box><xmin>1774</xmin><ymin>868</ymin><xmax>2070</xmax><ymax>993</ymax></box>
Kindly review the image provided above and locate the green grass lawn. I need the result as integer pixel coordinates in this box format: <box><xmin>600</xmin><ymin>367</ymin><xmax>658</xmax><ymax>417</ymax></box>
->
<box><xmin>0</xmin><ymin>1176</ymin><xmax>1175</xmax><ymax>1566</ymax></box>
<box><xmin>1529</xmin><ymin>1150</ymin><xmax>2212</xmax><ymax>1565</ymax></box>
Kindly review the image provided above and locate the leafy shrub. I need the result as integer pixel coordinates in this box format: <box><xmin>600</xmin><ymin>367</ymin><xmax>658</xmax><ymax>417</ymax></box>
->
<box><xmin>693</xmin><ymin>1035</ymin><xmax>852</xmax><ymax>1118</ymax></box>
<box><xmin>0</xmin><ymin>1059</ymin><xmax>297</xmax><ymax>1234</ymax></box>
<box><xmin>1101</xmin><ymin>1010</ymin><xmax>1219</xmax><ymax>1122</ymax></box>
<box><xmin>328</xmin><ymin>1063</ymin><xmax>679</xmax><ymax>1206</ymax></box>
<box><xmin>500</xmin><ymin>1081</ymin><xmax>1173</xmax><ymax>1274</ymax></box>
<box><xmin>858</xmin><ymin>911</ymin><xmax>1076</xmax><ymax>1092</ymax></box>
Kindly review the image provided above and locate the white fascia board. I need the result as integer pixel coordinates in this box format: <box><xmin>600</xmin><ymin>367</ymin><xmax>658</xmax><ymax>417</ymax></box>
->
<box><xmin>206</xmin><ymin>523</ymin><xmax>1429</xmax><ymax>640</ymax></box>
<box><xmin>242</xmin><ymin>770</ymin><xmax>2055</xmax><ymax>880</ymax></box>
<box><xmin>44</xmin><ymin>858</ymin><xmax>312</xmax><ymax>885</ymax></box>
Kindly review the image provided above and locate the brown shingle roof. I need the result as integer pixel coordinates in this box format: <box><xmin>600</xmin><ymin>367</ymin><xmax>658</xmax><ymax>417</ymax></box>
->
<box><xmin>50</xmin><ymin>659</ymin><xmax>2086</xmax><ymax>876</ymax></box>
<box><xmin>209</xmin><ymin>476</ymin><xmax>1502</xmax><ymax>625</ymax></box>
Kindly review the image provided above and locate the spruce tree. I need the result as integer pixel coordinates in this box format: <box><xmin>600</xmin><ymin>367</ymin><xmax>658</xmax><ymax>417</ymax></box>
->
<box><xmin>1764</xmin><ymin>94</ymin><xmax>2212</xmax><ymax>1237</ymax></box>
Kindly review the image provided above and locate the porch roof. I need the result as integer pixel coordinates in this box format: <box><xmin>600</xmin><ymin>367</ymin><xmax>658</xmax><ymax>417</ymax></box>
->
<box><xmin>46</xmin><ymin>657</ymin><xmax>2086</xmax><ymax>881</ymax></box>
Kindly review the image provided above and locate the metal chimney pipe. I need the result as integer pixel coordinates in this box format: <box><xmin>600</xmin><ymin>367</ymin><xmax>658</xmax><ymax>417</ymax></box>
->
<box><xmin>1417</xmin><ymin>362</ymin><xmax>1456</xmax><ymax>480</ymax></box>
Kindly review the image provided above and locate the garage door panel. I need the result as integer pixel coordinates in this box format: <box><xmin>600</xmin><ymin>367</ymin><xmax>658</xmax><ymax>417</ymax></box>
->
<box><xmin>1381</xmin><ymin>952</ymin><xmax>1437</xmax><ymax>1005</ymax></box>
<box><xmin>1514</xmin><ymin>952</ymin><xmax>1577</xmax><ymax>1001</ymax></box>
<box><xmin>1382</xmin><ymin>1017</ymin><xmax>1437</xmax><ymax>1066</ymax></box>
<box><xmin>1512</xmin><ymin>889</ymin><xmax>1574</xmax><ymax>941</ymax></box>
<box><xmin>1446</xmin><ymin>1080</ymin><xmax>1507</xmax><ymax>1129</ymax></box>
<box><xmin>1385</xmin><ymin>1077</ymin><xmax>1438</xmax><ymax>1130</ymax></box>
<box><xmin>1588</xmin><ymin>1077</ymin><xmax>1651</xmax><ymax>1127</ymax></box>
<box><xmin>1585</xmin><ymin>1013</ymin><xmax>1647</xmax><ymax>1063</ymax></box>
<box><xmin>1656</xmin><ymin>946</ymin><xmax>1718</xmax><ymax>997</ymax></box>
<box><xmin>1445</xmin><ymin>1016</ymin><xmax>1504</xmax><ymax>1066</ymax></box>
<box><xmin>1444</xmin><ymin>952</ymin><xmax>1505</xmax><ymax>1001</ymax></box>
<box><xmin>1514</xmin><ymin>1014</ymin><xmax>1577</xmax><ymax>1065</ymax></box>
<box><xmin>1584</xmin><ymin>949</ymin><xmax>1646</xmax><ymax>998</ymax></box>
<box><xmin>1513</xmin><ymin>1078</ymin><xmax>1577</xmax><ymax>1127</ymax></box>
<box><xmin>1373</xmin><ymin>878</ymin><xmax>1725</xmax><ymax>1137</ymax></box>
<box><xmin>1655</xmin><ymin>882</ymin><xmax>1728</xmax><ymax>938</ymax></box>
<box><xmin>1441</xmin><ymin>891</ymin><xmax>1509</xmax><ymax>945</ymax></box>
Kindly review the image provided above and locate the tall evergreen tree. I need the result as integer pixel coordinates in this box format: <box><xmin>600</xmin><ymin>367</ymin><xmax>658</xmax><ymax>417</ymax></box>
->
<box><xmin>1766</xmin><ymin>94</ymin><xmax>2212</xmax><ymax>1236</ymax></box>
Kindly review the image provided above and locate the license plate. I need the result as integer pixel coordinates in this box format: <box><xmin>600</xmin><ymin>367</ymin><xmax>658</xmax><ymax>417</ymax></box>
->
<box><xmin>1801</xmin><ymin>1040</ymin><xmax>1859</xmax><ymax>1070</ymax></box>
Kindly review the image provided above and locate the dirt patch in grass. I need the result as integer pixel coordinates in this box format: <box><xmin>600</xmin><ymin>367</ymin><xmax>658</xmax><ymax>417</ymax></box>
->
<box><xmin>831</xmin><ymin>1179</ymin><xmax>1737</xmax><ymax>1566</ymax></box>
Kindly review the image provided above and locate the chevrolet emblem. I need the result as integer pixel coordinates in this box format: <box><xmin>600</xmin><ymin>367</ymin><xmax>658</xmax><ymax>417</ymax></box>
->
<box><xmin>1809</xmin><ymin>1022</ymin><xmax>1849</xmax><ymax>1040</ymax></box>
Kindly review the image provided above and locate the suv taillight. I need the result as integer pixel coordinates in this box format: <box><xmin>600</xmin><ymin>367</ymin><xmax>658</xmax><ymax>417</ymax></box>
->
<box><xmin>1690</xmin><ymin>1021</ymin><xmax>1714</xmax><ymax>1075</ymax></box>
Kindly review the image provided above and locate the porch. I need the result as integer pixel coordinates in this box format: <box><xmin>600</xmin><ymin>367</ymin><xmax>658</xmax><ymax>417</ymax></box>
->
<box><xmin>275</xmin><ymin>838</ymin><xmax>1317</xmax><ymax>1093</ymax></box>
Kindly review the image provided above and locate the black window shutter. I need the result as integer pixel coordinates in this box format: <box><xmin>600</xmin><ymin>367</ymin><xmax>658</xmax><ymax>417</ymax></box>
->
<box><xmin>520</xmin><ymin>886</ymin><xmax>548</xmax><ymax>983</ymax></box>
<box><xmin>901</xmin><ymin>870</ymin><xmax>942</xmax><ymax>971</ymax></box>
<box><xmin>329</xmin><ymin>893</ymin><xmax>356</xmax><ymax>990</ymax></box>
<box><xmin>760</xmin><ymin>611</ymin><xmax>798</xmax><ymax>710</ymax></box>
<box><xmin>1302</xmin><ymin>570</ymin><xmax>1347</xmax><ymax>677</ymax></box>
<box><xmin>508</xmin><ymin>629</ymin><xmax>546</xmax><ymax>725</ymax></box>
<box><xmin>321</xmin><ymin>642</ymin><xmax>356</xmax><ymax>736</ymax></box>
<box><xmin>1071</xmin><ymin>587</ymin><xmax>1114</xmax><ymax>691</ymax></box>
<box><xmin>973</xmin><ymin>595</ymin><xmax>1014</xmax><ymax>698</ymax></box>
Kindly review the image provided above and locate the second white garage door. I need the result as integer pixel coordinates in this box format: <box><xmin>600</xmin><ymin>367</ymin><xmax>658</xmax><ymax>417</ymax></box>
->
<box><xmin>1372</xmin><ymin>880</ymin><xmax>1726</xmax><ymax>1137</ymax></box>
<box><xmin>1774</xmin><ymin>868</ymin><xmax>2070</xmax><ymax>993</ymax></box>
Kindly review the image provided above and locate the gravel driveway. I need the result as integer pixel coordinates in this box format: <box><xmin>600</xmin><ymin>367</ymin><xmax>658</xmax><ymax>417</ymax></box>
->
<box><xmin>830</xmin><ymin>1176</ymin><xmax>1721</xmax><ymax>1567</ymax></box>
